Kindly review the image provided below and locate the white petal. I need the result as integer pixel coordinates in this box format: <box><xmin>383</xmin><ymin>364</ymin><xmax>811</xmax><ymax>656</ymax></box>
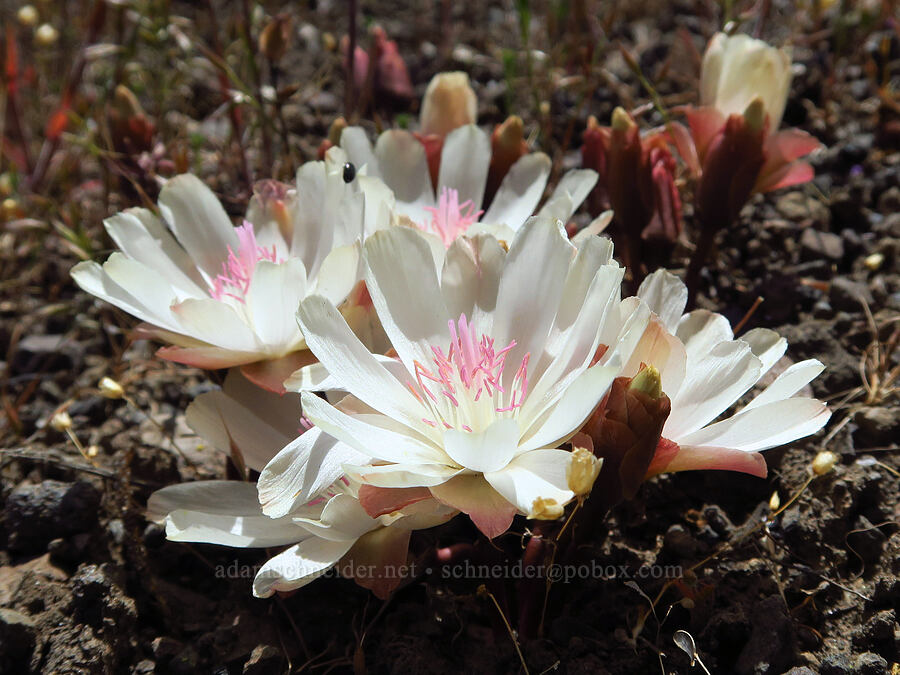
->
<box><xmin>665</xmin><ymin>341</ymin><xmax>762</xmax><ymax>440</ymax></box>
<box><xmin>741</xmin><ymin>359</ymin><xmax>825</xmax><ymax>412</ymax></box>
<box><xmin>437</xmin><ymin>124</ymin><xmax>491</xmax><ymax>211</ymax></box>
<box><xmin>72</xmin><ymin>259</ymin><xmax>178</xmax><ymax>332</ymax></box>
<box><xmin>491</xmin><ymin>217</ymin><xmax>575</xmax><ymax>390</ymax></box>
<box><xmin>484</xmin><ymin>449</ymin><xmax>574</xmax><ymax>515</ymax></box>
<box><xmin>519</xmin><ymin>362</ymin><xmax>619</xmax><ymax>452</ymax></box>
<box><xmin>301</xmin><ymin>392</ymin><xmax>444</xmax><ymax>464</ymax></box>
<box><xmin>257</xmin><ymin>427</ymin><xmax>368</xmax><ymax>518</ymax></box>
<box><xmin>186</xmin><ymin>370</ymin><xmax>301</xmax><ymax>472</ymax></box>
<box><xmin>340</xmin><ymin>126</ymin><xmax>378</xmax><ymax>177</ymax></box>
<box><xmin>374</xmin><ymin>130</ymin><xmax>434</xmax><ymax>215</ymax></box>
<box><xmin>311</xmin><ymin>243</ymin><xmax>361</xmax><ymax>306</ymax></box>
<box><xmin>104</xmin><ymin>208</ymin><xmax>208</xmax><ymax>296</ymax></box>
<box><xmin>253</xmin><ymin>538</ymin><xmax>354</xmax><ymax>597</ymax></box>
<box><xmin>147</xmin><ymin>480</ymin><xmax>302</xmax><ymax>548</ymax></box>
<box><xmin>342</xmin><ymin>462</ymin><xmax>463</xmax><ymax>488</ymax></box>
<box><xmin>293</xmin><ymin>493</ymin><xmax>378</xmax><ymax>542</ymax></box>
<box><xmin>363</xmin><ymin>227</ymin><xmax>451</xmax><ymax>374</ymax></box>
<box><xmin>481</xmin><ymin>152</ymin><xmax>551</xmax><ymax>229</ymax></box>
<box><xmin>536</xmin><ymin>169</ymin><xmax>598</xmax><ymax>223</ymax></box>
<box><xmin>740</xmin><ymin>328</ymin><xmax>787</xmax><ymax>376</ymax></box>
<box><xmin>440</xmin><ymin>234</ymin><xmax>506</xmax><ymax>326</ymax></box>
<box><xmin>95</xmin><ymin>253</ymin><xmax>184</xmax><ymax>329</ymax></box>
<box><xmin>676</xmin><ymin>310</ymin><xmax>734</xmax><ymax>364</ymax></box>
<box><xmin>677</xmin><ymin>398</ymin><xmax>830</xmax><ymax>452</ymax></box>
<box><xmin>247</xmin><ymin>260</ymin><xmax>307</xmax><ymax>350</ymax></box>
<box><xmin>443</xmin><ymin>418</ymin><xmax>520</xmax><ymax>474</ymax></box>
<box><xmin>296</xmin><ymin>295</ymin><xmax>427</xmax><ymax>430</ymax></box>
<box><xmin>171</xmin><ymin>298</ymin><xmax>262</xmax><ymax>353</ymax></box>
<box><xmin>637</xmin><ymin>269</ymin><xmax>687</xmax><ymax>332</ymax></box>
<box><xmin>157</xmin><ymin>175</ymin><xmax>238</xmax><ymax>281</ymax></box>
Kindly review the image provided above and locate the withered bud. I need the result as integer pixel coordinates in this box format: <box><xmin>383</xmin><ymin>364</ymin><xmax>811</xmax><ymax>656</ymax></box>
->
<box><xmin>568</xmin><ymin>447</ymin><xmax>603</xmax><ymax>497</ymax></box>
<box><xmin>17</xmin><ymin>5</ymin><xmax>39</xmax><ymax>27</ymax></box>
<box><xmin>35</xmin><ymin>23</ymin><xmax>58</xmax><ymax>47</ymax></box>
<box><xmin>811</xmin><ymin>450</ymin><xmax>838</xmax><ymax>476</ymax></box>
<box><xmin>50</xmin><ymin>411</ymin><xmax>72</xmax><ymax>432</ymax></box>
<box><xmin>98</xmin><ymin>377</ymin><xmax>125</xmax><ymax>399</ymax></box>
<box><xmin>529</xmin><ymin>497</ymin><xmax>565</xmax><ymax>520</ymax></box>
<box><xmin>768</xmin><ymin>490</ymin><xmax>781</xmax><ymax>512</ymax></box>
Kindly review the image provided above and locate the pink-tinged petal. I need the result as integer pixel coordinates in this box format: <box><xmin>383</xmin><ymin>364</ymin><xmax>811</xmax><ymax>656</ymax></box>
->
<box><xmin>662</xmin><ymin>121</ymin><xmax>700</xmax><ymax>176</ymax></box>
<box><xmin>756</xmin><ymin>161</ymin><xmax>815</xmax><ymax>193</ymax></box>
<box><xmin>156</xmin><ymin>344</ymin><xmax>259</xmax><ymax>369</ymax></box>
<box><xmin>429</xmin><ymin>475</ymin><xmax>516</xmax><ymax>538</ymax></box>
<box><xmin>339</xmin><ymin>526</ymin><xmax>412</xmax><ymax>599</ymax></box>
<box><xmin>685</xmin><ymin>106</ymin><xmax>726</xmax><ymax>162</ymax></box>
<box><xmin>358</xmin><ymin>485</ymin><xmax>433</xmax><ymax>518</ymax></box>
<box><xmin>765</xmin><ymin>128</ymin><xmax>822</xmax><ymax>163</ymax></box>
<box><xmin>646</xmin><ymin>438</ymin><xmax>768</xmax><ymax>478</ymax></box>
<box><xmin>240</xmin><ymin>350</ymin><xmax>318</xmax><ymax>394</ymax></box>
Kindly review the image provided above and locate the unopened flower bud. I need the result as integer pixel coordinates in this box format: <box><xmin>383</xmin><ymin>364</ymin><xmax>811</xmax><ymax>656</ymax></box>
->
<box><xmin>322</xmin><ymin>32</ymin><xmax>336</xmax><ymax>52</ymax></box>
<box><xmin>568</xmin><ymin>447</ymin><xmax>603</xmax><ymax>497</ymax></box>
<box><xmin>611</xmin><ymin>106</ymin><xmax>636</xmax><ymax>132</ymax></box>
<box><xmin>419</xmin><ymin>71</ymin><xmax>477</xmax><ymax>138</ymax></box>
<box><xmin>258</xmin><ymin>13</ymin><xmax>293</xmax><ymax>63</ymax></box>
<box><xmin>17</xmin><ymin>5</ymin><xmax>39</xmax><ymax>27</ymax></box>
<box><xmin>50</xmin><ymin>411</ymin><xmax>72</xmax><ymax>432</ymax></box>
<box><xmin>742</xmin><ymin>97</ymin><xmax>767</xmax><ymax>132</ymax></box>
<box><xmin>86</xmin><ymin>445</ymin><xmax>100</xmax><ymax>458</ymax></box>
<box><xmin>35</xmin><ymin>23</ymin><xmax>59</xmax><ymax>47</ymax></box>
<box><xmin>0</xmin><ymin>173</ymin><xmax>14</xmax><ymax>198</ymax></box>
<box><xmin>811</xmin><ymin>450</ymin><xmax>838</xmax><ymax>476</ymax></box>
<box><xmin>328</xmin><ymin>116</ymin><xmax>348</xmax><ymax>146</ymax></box>
<box><xmin>529</xmin><ymin>497</ymin><xmax>565</xmax><ymax>520</ymax></box>
<box><xmin>768</xmin><ymin>490</ymin><xmax>781</xmax><ymax>511</ymax></box>
<box><xmin>98</xmin><ymin>376</ymin><xmax>125</xmax><ymax>399</ymax></box>
<box><xmin>629</xmin><ymin>364</ymin><xmax>662</xmax><ymax>399</ymax></box>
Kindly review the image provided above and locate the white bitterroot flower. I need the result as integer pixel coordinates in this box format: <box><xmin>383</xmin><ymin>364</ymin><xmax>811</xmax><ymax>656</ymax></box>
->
<box><xmin>700</xmin><ymin>32</ymin><xmax>793</xmax><ymax>130</ymax></box>
<box><xmin>72</xmin><ymin>148</ymin><xmax>393</xmax><ymax>392</ymax></box>
<box><xmin>258</xmin><ymin>218</ymin><xmax>648</xmax><ymax>538</ymax></box>
<box><xmin>146</xmin><ymin>369</ymin><xmax>454</xmax><ymax>598</ymax></box>
<box><xmin>339</xmin><ymin>124</ymin><xmax>598</xmax><ymax>248</ymax></box>
<box><xmin>624</xmin><ymin>269</ymin><xmax>830</xmax><ymax>477</ymax></box>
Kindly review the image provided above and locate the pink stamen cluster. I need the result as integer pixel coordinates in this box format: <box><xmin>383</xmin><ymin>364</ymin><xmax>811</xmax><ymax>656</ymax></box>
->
<box><xmin>410</xmin><ymin>314</ymin><xmax>529</xmax><ymax>431</ymax></box>
<box><xmin>210</xmin><ymin>222</ymin><xmax>281</xmax><ymax>302</ymax></box>
<box><xmin>420</xmin><ymin>187</ymin><xmax>483</xmax><ymax>247</ymax></box>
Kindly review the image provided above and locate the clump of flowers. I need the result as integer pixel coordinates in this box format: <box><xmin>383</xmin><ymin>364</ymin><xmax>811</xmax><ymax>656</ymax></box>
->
<box><xmin>70</xmin><ymin>30</ymin><xmax>836</xmax><ymax>637</ymax></box>
<box><xmin>671</xmin><ymin>32</ymin><xmax>822</xmax><ymax>296</ymax></box>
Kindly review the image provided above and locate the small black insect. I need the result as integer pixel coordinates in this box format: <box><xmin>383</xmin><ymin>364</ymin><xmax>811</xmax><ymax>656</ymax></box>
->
<box><xmin>342</xmin><ymin>162</ymin><xmax>356</xmax><ymax>183</ymax></box>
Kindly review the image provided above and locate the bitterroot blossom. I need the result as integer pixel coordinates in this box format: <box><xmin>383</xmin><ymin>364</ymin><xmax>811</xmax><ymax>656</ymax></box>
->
<box><xmin>72</xmin><ymin>148</ymin><xmax>393</xmax><ymax>392</ymax></box>
<box><xmin>667</xmin><ymin>32</ymin><xmax>822</xmax><ymax>299</ymax></box>
<box><xmin>258</xmin><ymin>218</ymin><xmax>649</xmax><ymax>538</ymax></box>
<box><xmin>611</xmin><ymin>269</ymin><xmax>830</xmax><ymax>481</ymax></box>
<box><xmin>339</xmin><ymin>123</ymin><xmax>598</xmax><ymax>248</ymax></box>
<box><xmin>581</xmin><ymin>107</ymin><xmax>683</xmax><ymax>281</ymax></box>
<box><xmin>147</xmin><ymin>370</ymin><xmax>454</xmax><ymax>598</ymax></box>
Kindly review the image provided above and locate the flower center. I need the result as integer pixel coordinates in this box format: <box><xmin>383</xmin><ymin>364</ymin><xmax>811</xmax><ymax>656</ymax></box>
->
<box><xmin>409</xmin><ymin>314</ymin><xmax>529</xmax><ymax>432</ymax></box>
<box><xmin>419</xmin><ymin>187</ymin><xmax>482</xmax><ymax>247</ymax></box>
<box><xmin>210</xmin><ymin>222</ymin><xmax>281</xmax><ymax>302</ymax></box>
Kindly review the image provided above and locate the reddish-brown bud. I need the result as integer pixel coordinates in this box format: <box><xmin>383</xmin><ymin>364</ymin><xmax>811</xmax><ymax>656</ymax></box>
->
<box><xmin>485</xmin><ymin>115</ymin><xmax>529</xmax><ymax>205</ymax></box>
<box><xmin>258</xmin><ymin>13</ymin><xmax>293</xmax><ymax>63</ymax></box>
<box><xmin>694</xmin><ymin>112</ymin><xmax>767</xmax><ymax>230</ymax></box>
<box><xmin>579</xmin><ymin>365</ymin><xmax>671</xmax><ymax>506</ymax></box>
